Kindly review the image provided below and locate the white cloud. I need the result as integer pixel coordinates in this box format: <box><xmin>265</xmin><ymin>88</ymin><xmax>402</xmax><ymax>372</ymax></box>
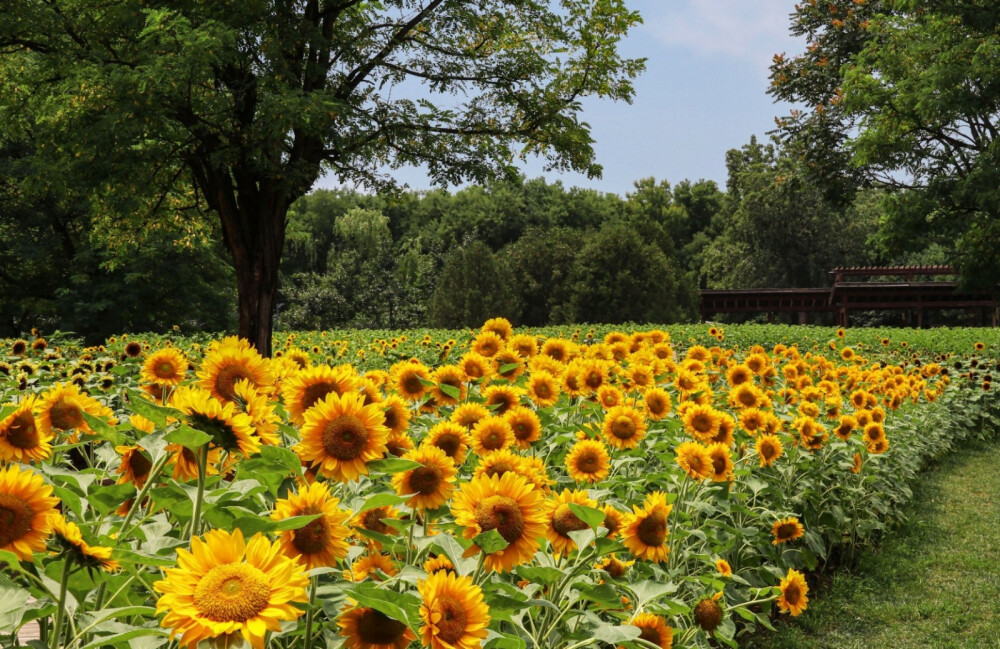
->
<box><xmin>641</xmin><ymin>0</ymin><xmax>804</xmax><ymax>73</ymax></box>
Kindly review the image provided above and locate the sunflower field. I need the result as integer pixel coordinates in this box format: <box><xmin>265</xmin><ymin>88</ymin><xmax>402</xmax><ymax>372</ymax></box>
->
<box><xmin>1</xmin><ymin>320</ymin><xmax>998</xmax><ymax>649</ymax></box>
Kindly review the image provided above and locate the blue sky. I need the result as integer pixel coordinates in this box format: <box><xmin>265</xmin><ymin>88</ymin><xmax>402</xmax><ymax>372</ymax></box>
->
<box><xmin>316</xmin><ymin>0</ymin><xmax>805</xmax><ymax>196</ymax></box>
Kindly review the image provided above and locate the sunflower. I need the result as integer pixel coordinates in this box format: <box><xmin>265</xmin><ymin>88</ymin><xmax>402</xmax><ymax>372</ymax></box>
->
<box><xmin>381</xmin><ymin>395</ymin><xmax>412</xmax><ymax>438</ymax></box>
<box><xmin>392</xmin><ymin>445</ymin><xmax>458</xmax><ymax>510</ymax></box>
<box><xmin>777</xmin><ymin>569</ymin><xmax>809</xmax><ymax>616</ymax></box>
<box><xmin>0</xmin><ymin>464</ymin><xmax>60</xmax><ymax>560</ymax></box>
<box><xmin>526</xmin><ymin>371</ymin><xmax>560</xmax><ymax>408</ymax></box>
<box><xmin>508</xmin><ymin>334</ymin><xmax>538</xmax><ymax>359</ymax></box>
<box><xmin>675</xmin><ymin>441</ymin><xmax>713</xmax><ymax>480</ymax></box>
<box><xmin>115</xmin><ymin>445</ymin><xmax>153</xmax><ymax>488</ymax></box>
<box><xmin>234</xmin><ymin>379</ymin><xmax>281</xmax><ymax>446</ymax></box>
<box><xmin>167</xmin><ymin>444</ymin><xmax>223</xmax><ymax>482</ymax></box>
<box><xmin>198</xmin><ymin>343</ymin><xmax>274</xmax><ymax>403</ymax></box>
<box><xmin>282</xmin><ymin>364</ymin><xmax>359</xmax><ymax>425</ymax></box>
<box><xmin>482</xmin><ymin>385</ymin><xmax>523</xmax><ymax>416</ymax></box>
<box><xmin>351</xmin><ymin>506</ymin><xmax>400</xmax><ymax>547</ymax></box>
<box><xmin>472</xmin><ymin>448</ymin><xmax>526</xmax><ymax>482</ymax></box>
<box><xmin>642</xmin><ymin>387</ymin><xmax>672</xmax><ymax>421</ymax></box>
<box><xmin>141</xmin><ymin>348</ymin><xmax>189</xmax><ymax>386</ymax></box>
<box><xmin>11</xmin><ymin>339</ymin><xmax>28</xmax><ymax>355</ymax></box>
<box><xmin>339</xmin><ymin>604</ymin><xmax>416</xmax><ymax>649</ymax></box>
<box><xmin>622</xmin><ymin>491</ymin><xmax>673</xmax><ymax>563</ymax></box>
<box><xmin>431</xmin><ymin>365</ymin><xmax>467</xmax><ymax>406</ymax></box>
<box><xmin>418</xmin><ymin>570</ymin><xmax>490</xmax><ymax>649</ymax></box>
<box><xmin>629</xmin><ymin>612</ymin><xmax>673</xmax><ymax>649</ymax></box>
<box><xmin>0</xmin><ymin>396</ymin><xmax>53</xmax><ymax>463</ymax></box>
<box><xmin>504</xmin><ymin>406</ymin><xmax>541</xmax><ymax>449</ymax></box>
<box><xmin>681</xmin><ymin>403</ymin><xmax>721</xmax><ymax>443</ymax></box>
<box><xmin>545</xmin><ymin>489</ymin><xmax>599</xmax><ymax>556</ymax></box>
<box><xmin>37</xmin><ymin>382</ymin><xmax>115</xmax><ymax>442</ymax></box>
<box><xmin>565</xmin><ymin>439</ymin><xmax>611</xmax><ymax>483</ymax></box>
<box><xmin>862</xmin><ymin>422</ymin><xmax>885</xmax><ymax>446</ymax></box>
<box><xmin>492</xmin><ymin>349</ymin><xmax>525</xmax><ymax>382</ymax></box>
<box><xmin>594</xmin><ymin>553</ymin><xmax>634</xmax><ymax>579</ymax></box>
<box><xmin>385</xmin><ymin>431</ymin><xmax>415</xmax><ymax>458</ymax></box>
<box><xmin>756</xmin><ymin>434</ymin><xmax>784</xmax><ymax>468</ymax></box>
<box><xmin>716</xmin><ymin>558</ymin><xmax>732</xmax><ymax>578</ymax></box>
<box><xmin>596</xmin><ymin>384</ymin><xmax>624</xmax><ymax>409</ymax></box>
<box><xmin>867</xmin><ymin>436</ymin><xmax>890</xmax><ymax>454</ymax></box>
<box><xmin>271</xmin><ymin>481</ymin><xmax>351</xmax><ymax>570</ymax></box>
<box><xmin>50</xmin><ymin>516</ymin><xmax>120</xmax><ymax>572</ymax></box>
<box><xmin>425</xmin><ymin>421</ymin><xmax>472</xmax><ymax>466</ymax></box>
<box><xmin>423</xmin><ymin>554</ymin><xmax>455</xmax><ymax>574</ymax></box>
<box><xmin>170</xmin><ymin>386</ymin><xmax>261</xmax><ymax>457</ymax></box>
<box><xmin>295</xmin><ymin>390</ymin><xmax>389</xmax><ymax>483</ymax></box>
<box><xmin>124</xmin><ymin>341</ymin><xmax>143</xmax><ymax>358</ymax></box>
<box><xmin>470</xmin><ymin>416</ymin><xmax>513</xmax><ymax>456</ymax></box>
<box><xmin>391</xmin><ymin>361</ymin><xmax>432</xmax><ymax>402</ymax></box>
<box><xmin>451</xmin><ymin>472</ymin><xmax>546</xmax><ymax>572</ymax></box>
<box><xmin>458</xmin><ymin>352</ymin><xmax>493</xmax><ymax>383</ymax></box>
<box><xmin>771</xmin><ymin>517</ymin><xmax>805</xmax><ymax>545</ymax></box>
<box><xmin>707</xmin><ymin>443</ymin><xmax>734</xmax><ymax>482</ymax></box>
<box><xmin>540</xmin><ymin>338</ymin><xmax>574</xmax><ymax>363</ymax></box>
<box><xmin>472</xmin><ymin>331</ymin><xmax>504</xmax><ymax>358</ymax></box>
<box><xmin>346</xmin><ymin>553</ymin><xmax>398</xmax><ymax>582</ymax></box>
<box><xmin>154</xmin><ymin>528</ymin><xmax>308</xmax><ymax>649</ymax></box>
<box><xmin>601</xmin><ymin>405</ymin><xmax>647</xmax><ymax>450</ymax></box>
<box><xmin>834</xmin><ymin>415</ymin><xmax>856</xmax><ymax>441</ymax></box>
<box><xmin>519</xmin><ymin>455</ymin><xmax>554</xmax><ymax>492</ymax></box>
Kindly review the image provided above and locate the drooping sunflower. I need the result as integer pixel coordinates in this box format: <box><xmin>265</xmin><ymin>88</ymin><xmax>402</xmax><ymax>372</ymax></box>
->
<box><xmin>525</xmin><ymin>371</ymin><xmax>560</xmax><ymax>408</ymax></box>
<box><xmin>198</xmin><ymin>342</ymin><xmax>274</xmax><ymax>403</ymax></box>
<box><xmin>37</xmin><ymin>382</ymin><xmax>115</xmax><ymax>442</ymax></box>
<box><xmin>675</xmin><ymin>441</ymin><xmax>713</xmax><ymax>480</ymax></box>
<box><xmin>425</xmin><ymin>421</ymin><xmax>472</xmax><ymax>466</ymax></box>
<box><xmin>0</xmin><ymin>395</ymin><xmax>53</xmax><ymax>463</ymax></box>
<box><xmin>756</xmin><ymin>434</ymin><xmax>784</xmax><ymax>468</ymax></box>
<box><xmin>771</xmin><ymin>517</ymin><xmax>805</xmax><ymax>545</ymax></box>
<box><xmin>622</xmin><ymin>491</ymin><xmax>673</xmax><ymax>563</ymax></box>
<box><xmin>642</xmin><ymin>387</ymin><xmax>672</xmax><ymax>421</ymax></box>
<box><xmin>167</xmin><ymin>444</ymin><xmax>223</xmax><ymax>482</ymax></box>
<box><xmin>565</xmin><ymin>439</ymin><xmax>610</xmax><ymax>483</ymax></box>
<box><xmin>50</xmin><ymin>515</ymin><xmax>120</xmax><ymax>572</ymax></box>
<box><xmin>418</xmin><ymin>570</ymin><xmax>490</xmax><ymax>649</ymax></box>
<box><xmin>295</xmin><ymin>391</ymin><xmax>389</xmax><ymax>483</ymax></box>
<box><xmin>706</xmin><ymin>443</ymin><xmax>734</xmax><ymax>482</ymax></box>
<box><xmin>271</xmin><ymin>481</ymin><xmax>351</xmax><ymax>570</ymax></box>
<box><xmin>601</xmin><ymin>405</ymin><xmax>647</xmax><ymax>450</ymax></box>
<box><xmin>0</xmin><ymin>464</ymin><xmax>60</xmax><ymax>560</ymax></box>
<box><xmin>141</xmin><ymin>348</ymin><xmax>189</xmax><ymax>387</ymax></box>
<box><xmin>504</xmin><ymin>406</ymin><xmax>541</xmax><ymax>449</ymax></box>
<box><xmin>115</xmin><ymin>445</ymin><xmax>153</xmax><ymax>488</ymax></box>
<box><xmin>451</xmin><ymin>472</ymin><xmax>547</xmax><ymax>572</ymax></box>
<box><xmin>469</xmin><ymin>416</ymin><xmax>513</xmax><ymax>456</ymax></box>
<box><xmin>282</xmin><ymin>364</ymin><xmax>359</xmax><ymax>425</ymax></box>
<box><xmin>681</xmin><ymin>403</ymin><xmax>722</xmax><ymax>443</ymax></box>
<box><xmin>154</xmin><ymin>528</ymin><xmax>309</xmax><ymax>649</ymax></box>
<box><xmin>544</xmin><ymin>489</ymin><xmax>599</xmax><ymax>556</ymax></box>
<box><xmin>338</xmin><ymin>604</ymin><xmax>416</xmax><ymax>649</ymax></box>
<box><xmin>392</xmin><ymin>445</ymin><xmax>458</xmax><ymax>510</ymax></box>
<box><xmin>170</xmin><ymin>386</ymin><xmax>261</xmax><ymax>457</ymax></box>
<box><xmin>777</xmin><ymin>569</ymin><xmax>809</xmax><ymax>616</ymax></box>
<box><xmin>629</xmin><ymin>612</ymin><xmax>673</xmax><ymax>649</ymax></box>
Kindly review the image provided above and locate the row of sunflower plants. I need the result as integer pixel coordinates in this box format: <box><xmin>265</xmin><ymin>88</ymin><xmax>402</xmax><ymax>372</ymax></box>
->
<box><xmin>0</xmin><ymin>319</ymin><xmax>997</xmax><ymax>649</ymax></box>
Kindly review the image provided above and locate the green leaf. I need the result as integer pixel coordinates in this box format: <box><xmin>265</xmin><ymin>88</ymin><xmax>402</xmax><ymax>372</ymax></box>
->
<box><xmin>164</xmin><ymin>425</ymin><xmax>212</xmax><ymax>449</ymax></box>
<box><xmin>124</xmin><ymin>388</ymin><xmax>178</xmax><ymax>429</ymax></box>
<box><xmin>89</xmin><ymin>482</ymin><xmax>136</xmax><ymax>515</ymax></box>
<box><xmin>484</xmin><ymin>633</ymin><xmax>527</xmax><ymax>649</ymax></box>
<box><xmin>439</xmin><ymin>383</ymin><xmax>462</xmax><ymax>400</ymax></box>
<box><xmin>357</xmin><ymin>493</ymin><xmax>410</xmax><ymax>514</ymax></box>
<box><xmin>514</xmin><ymin>565</ymin><xmax>564</xmax><ymax>586</ymax></box>
<box><xmin>472</xmin><ymin>529</ymin><xmax>509</xmax><ymax>555</ymax></box>
<box><xmin>233</xmin><ymin>514</ymin><xmax>321</xmax><ymax>536</ymax></box>
<box><xmin>567</xmin><ymin>502</ymin><xmax>605</xmax><ymax>530</ymax></box>
<box><xmin>366</xmin><ymin>458</ymin><xmax>421</xmax><ymax>474</ymax></box>
<box><xmin>347</xmin><ymin>585</ymin><xmax>421</xmax><ymax>632</ymax></box>
<box><xmin>81</xmin><ymin>411</ymin><xmax>120</xmax><ymax>444</ymax></box>
<box><xmin>498</xmin><ymin>363</ymin><xmax>520</xmax><ymax>374</ymax></box>
<box><xmin>77</xmin><ymin>628</ymin><xmax>170</xmax><ymax>649</ymax></box>
<box><xmin>592</xmin><ymin>624</ymin><xmax>640</xmax><ymax>644</ymax></box>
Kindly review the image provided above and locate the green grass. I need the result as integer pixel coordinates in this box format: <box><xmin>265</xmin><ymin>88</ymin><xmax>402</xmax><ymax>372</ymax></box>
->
<box><xmin>747</xmin><ymin>441</ymin><xmax>1000</xmax><ymax>649</ymax></box>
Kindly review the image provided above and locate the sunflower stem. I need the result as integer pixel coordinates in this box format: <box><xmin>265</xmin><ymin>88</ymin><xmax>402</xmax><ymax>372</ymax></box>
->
<box><xmin>190</xmin><ymin>444</ymin><xmax>210</xmax><ymax>540</ymax></box>
<box><xmin>49</xmin><ymin>555</ymin><xmax>74</xmax><ymax>649</ymax></box>
<box><xmin>303</xmin><ymin>574</ymin><xmax>318</xmax><ymax>649</ymax></box>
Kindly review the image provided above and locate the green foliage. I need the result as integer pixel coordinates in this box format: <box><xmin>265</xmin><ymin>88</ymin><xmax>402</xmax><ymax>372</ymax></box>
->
<box><xmin>428</xmin><ymin>240</ymin><xmax>518</xmax><ymax>328</ymax></box>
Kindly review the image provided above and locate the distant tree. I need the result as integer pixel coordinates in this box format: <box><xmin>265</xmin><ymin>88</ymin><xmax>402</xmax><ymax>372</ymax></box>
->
<box><xmin>429</xmin><ymin>240</ymin><xmax>517</xmax><ymax>328</ymax></box>
<box><xmin>500</xmin><ymin>227</ymin><xmax>586</xmax><ymax>326</ymax></box>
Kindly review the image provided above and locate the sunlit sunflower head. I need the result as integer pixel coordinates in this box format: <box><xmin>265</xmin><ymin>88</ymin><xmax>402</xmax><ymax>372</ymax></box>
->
<box><xmin>594</xmin><ymin>553</ymin><xmax>634</xmax><ymax>579</ymax></box>
<box><xmin>629</xmin><ymin>612</ymin><xmax>673</xmax><ymax>649</ymax></box>
<box><xmin>422</xmin><ymin>554</ymin><xmax>455</xmax><ymax>575</ymax></box>
<box><xmin>482</xmin><ymin>384</ymin><xmax>523</xmax><ymax>416</ymax></box>
<box><xmin>141</xmin><ymin>347</ymin><xmax>189</xmax><ymax>387</ymax></box>
<box><xmin>681</xmin><ymin>403</ymin><xmax>722</xmax><ymax>442</ymax></box>
<box><xmin>379</xmin><ymin>395</ymin><xmax>412</xmax><ymax>438</ymax></box>
<box><xmin>707</xmin><ymin>443</ymin><xmax>735</xmax><ymax>482</ymax></box>
<box><xmin>544</xmin><ymin>488</ymin><xmax>599</xmax><ymax>556</ymax></box>
<box><xmin>738</xmin><ymin>408</ymin><xmax>766</xmax><ymax>436</ymax></box>
<box><xmin>115</xmin><ymin>445</ymin><xmax>153</xmax><ymax>488</ymax></box>
<box><xmin>295</xmin><ymin>390</ymin><xmax>389</xmax><ymax>483</ymax></box>
<box><xmin>154</xmin><ymin>528</ymin><xmax>309</xmax><ymax>649</ymax></box>
<box><xmin>756</xmin><ymin>434</ymin><xmax>784</xmax><ymax>468</ymax></box>
<box><xmin>392</xmin><ymin>445</ymin><xmax>458</xmax><ymax>510</ymax></box>
<box><xmin>197</xmin><ymin>342</ymin><xmax>274</xmax><ymax>404</ymax></box>
<box><xmin>472</xmin><ymin>448</ymin><xmax>526</xmax><ymax>483</ymax></box>
<box><xmin>391</xmin><ymin>361</ymin><xmax>432</xmax><ymax>402</ymax></box>
<box><xmin>271</xmin><ymin>481</ymin><xmax>351</xmax><ymax>570</ymax></box>
<box><xmin>170</xmin><ymin>386</ymin><xmax>261</xmax><ymax>457</ymax></box>
<box><xmin>596</xmin><ymin>384</ymin><xmax>624</xmax><ymax>409</ymax></box>
<box><xmin>418</xmin><ymin>570</ymin><xmax>490</xmax><ymax>649</ymax></box>
<box><xmin>508</xmin><ymin>333</ymin><xmax>538</xmax><ymax>359</ymax></box>
<box><xmin>472</xmin><ymin>330</ymin><xmax>504</xmax><ymax>358</ymax></box>
<box><xmin>345</xmin><ymin>553</ymin><xmax>398</xmax><ymax>582</ymax></box>
<box><xmin>601</xmin><ymin>405</ymin><xmax>647</xmax><ymax>450</ymax></box>
<box><xmin>430</xmin><ymin>364</ymin><xmax>467</xmax><ymax>406</ymax></box>
<box><xmin>526</xmin><ymin>371</ymin><xmax>560</xmax><ymax>408</ymax></box>
<box><xmin>0</xmin><ymin>464</ymin><xmax>60</xmax><ymax>560</ymax></box>
<box><xmin>675</xmin><ymin>441</ymin><xmax>714</xmax><ymax>481</ymax></box>
<box><xmin>862</xmin><ymin>422</ymin><xmax>885</xmax><ymax>446</ymax></box>
<box><xmin>867</xmin><ymin>435</ymin><xmax>890</xmax><ymax>454</ymax></box>
<box><xmin>338</xmin><ymin>604</ymin><xmax>416</xmax><ymax>649</ymax></box>
<box><xmin>778</xmin><ymin>568</ymin><xmax>809</xmax><ymax>616</ymax></box>
<box><xmin>167</xmin><ymin>444</ymin><xmax>223</xmax><ymax>482</ymax></box>
<box><xmin>518</xmin><ymin>454</ymin><xmax>554</xmax><ymax>492</ymax></box>
<box><xmin>492</xmin><ymin>349</ymin><xmax>525</xmax><ymax>382</ymax></box>
<box><xmin>565</xmin><ymin>439</ymin><xmax>611</xmax><ymax>484</ymax></box>
<box><xmin>834</xmin><ymin>415</ymin><xmax>856</xmax><ymax>441</ymax></box>
<box><xmin>50</xmin><ymin>515</ymin><xmax>120</xmax><ymax>572</ymax></box>
<box><xmin>425</xmin><ymin>421</ymin><xmax>472</xmax><ymax>466</ymax></box>
<box><xmin>729</xmin><ymin>383</ymin><xmax>765</xmax><ymax>410</ymax></box>
<box><xmin>282</xmin><ymin>364</ymin><xmax>359</xmax><ymax>426</ymax></box>
<box><xmin>351</xmin><ymin>506</ymin><xmax>400</xmax><ymax>548</ymax></box>
<box><xmin>451</xmin><ymin>472</ymin><xmax>546</xmax><ymax>572</ymax></box>
<box><xmin>772</xmin><ymin>517</ymin><xmax>805</xmax><ymax>545</ymax></box>
<box><xmin>384</xmin><ymin>431</ymin><xmax>415</xmax><ymax>458</ymax></box>
<box><xmin>0</xmin><ymin>395</ymin><xmax>53</xmax><ymax>463</ymax></box>
<box><xmin>11</xmin><ymin>339</ymin><xmax>28</xmax><ymax>356</ymax></box>
<box><xmin>458</xmin><ymin>352</ymin><xmax>493</xmax><ymax>383</ymax></box>
<box><xmin>37</xmin><ymin>382</ymin><xmax>115</xmax><ymax>442</ymax></box>
<box><xmin>503</xmin><ymin>406</ymin><xmax>542</xmax><ymax>449</ymax></box>
<box><xmin>470</xmin><ymin>416</ymin><xmax>514</xmax><ymax>456</ymax></box>
<box><xmin>642</xmin><ymin>387</ymin><xmax>672</xmax><ymax>421</ymax></box>
<box><xmin>716</xmin><ymin>558</ymin><xmax>733</xmax><ymax>578</ymax></box>
<box><xmin>233</xmin><ymin>379</ymin><xmax>281</xmax><ymax>446</ymax></box>
<box><xmin>541</xmin><ymin>338</ymin><xmax>575</xmax><ymax>364</ymax></box>
<box><xmin>622</xmin><ymin>491</ymin><xmax>673</xmax><ymax>563</ymax></box>
<box><xmin>481</xmin><ymin>317</ymin><xmax>513</xmax><ymax>342</ymax></box>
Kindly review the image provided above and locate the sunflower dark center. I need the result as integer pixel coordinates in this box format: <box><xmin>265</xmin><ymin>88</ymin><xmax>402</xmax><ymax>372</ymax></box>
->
<box><xmin>636</xmin><ymin>510</ymin><xmax>667</xmax><ymax>546</ymax></box>
<box><xmin>535</xmin><ymin>383</ymin><xmax>551</xmax><ymax>398</ymax></box>
<box><xmin>577</xmin><ymin>451</ymin><xmax>598</xmax><ymax>470</ymax></box>
<box><xmin>356</xmin><ymin>608</ymin><xmax>408</xmax><ymax>644</ymax></box>
<box><xmin>475</xmin><ymin>495</ymin><xmax>525</xmax><ymax>544</ymax></box>
<box><xmin>6</xmin><ymin>411</ymin><xmax>40</xmax><ymax>449</ymax></box>
<box><xmin>611</xmin><ymin>416</ymin><xmax>636</xmax><ymax>439</ymax></box>
<box><xmin>488</xmin><ymin>398</ymin><xmax>513</xmax><ymax>415</ymax></box>
<box><xmin>585</xmin><ymin>372</ymin><xmax>603</xmax><ymax>389</ymax></box>
<box><xmin>302</xmin><ymin>382</ymin><xmax>336</xmax><ymax>411</ymax></box>
<box><xmin>401</xmin><ymin>374</ymin><xmax>424</xmax><ymax>396</ymax></box>
<box><xmin>691</xmin><ymin>414</ymin><xmax>713</xmax><ymax>433</ymax></box>
<box><xmin>433</xmin><ymin>433</ymin><xmax>462</xmax><ymax>458</ymax></box>
<box><xmin>711</xmin><ymin>454</ymin><xmax>728</xmax><ymax>476</ymax></box>
<box><xmin>383</xmin><ymin>408</ymin><xmax>399</xmax><ymax>429</ymax></box>
<box><xmin>193</xmin><ymin>564</ymin><xmax>269</xmax><ymax>622</ymax></box>
<box><xmin>602</xmin><ymin>558</ymin><xmax>626</xmax><ymax>579</ymax></box>
<box><xmin>484</xmin><ymin>460</ymin><xmax>518</xmax><ymax>479</ymax></box>
<box><xmin>128</xmin><ymin>450</ymin><xmax>153</xmax><ymax>481</ymax></box>
<box><xmin>647</xmin><ymin>396</ymin><xmax>666</xmax><ymax>415</ymax></box>
<box><xmin>776</xmin><ymin>523</ymin><xmax>799</xmax><ymax>540</ymax></box>
<box><xmin>480</xmin><ymin>429</ymin><xmax>505</xmax><ymax>451</ymax></box>
<box><xmin>293</xmin><ymin>513</ymin><xmax>331</xmax><ymax>554</ymax></box>
<box><xmin>552</xmin><ymin>504</ymin><xmax>588</xmax><ymax>537</ymax></box>
<box><xmin>434</xmin><ymin>594</ymin><xmax>469</xmax><ymax>644</ymax></box>
<box><xmin>49</xmin><ymin>399</ymin><xmax>84</xmax><ymax>431</ymax></box>
<box><xmin>761</xmin><ymin>442</ymin><xmax>778</xmax><ymax>460</ymax></box>
<box><xmin>512</xmin><ymin>422</ymin><xmax>532</xmax><ymax>441</ymax></box>
<box><xmin>322</xmin><ymin>415</ymin><xmax>369</xmax><ymax>460</ymax></box>
<box><xmin>409</xmin><ymin>466</ymin><xmax>443</xmax><ymax>495</ymax></box>
<box><xmin>783</xmin><ymin>582</ymin><xmax>801</xmax><ymax>605</ymax></box>
<box><xmin>638</xmin><ymin>626</ymin><xmax>661</xmax><ymax>644</ymax></box>
<box><xmin>362</xmin><ymin>508</ymin><xmax>391</xmax><ymax>534</ymax></box>
<box><xmin>214</xmin><ymin>365</ymin><xmax>250</xmax><ymax>401</ymax></box>
<box><xmin>0</xmin><ymin>494</ymin><xmax>33</xmax><ymax>546</ymax></box>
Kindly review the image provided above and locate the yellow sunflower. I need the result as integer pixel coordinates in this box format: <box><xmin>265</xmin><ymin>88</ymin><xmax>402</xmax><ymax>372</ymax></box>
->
<box><xmin>141</xmin><ymin>348</ymin><xmax>189</xmax><ymax>386</ymax></box>
<box><xmin>234</xmin><ymin>379</ymin><xmax>281</xmax><ymax>446</ymax></box>
<box><xmin>492</xmin><ymin>349</ymin><xmax>525</xmax><ymax>381</ymax></box>
<box><xmin>351</xmin><ymin>506</ymin><xmax>400</xmax><ymax>548</ymax></box>
<box><xmin>451</xmin><ymin>402</ymin><xmax>490</xmax><ymax>430</ymax></box>
<box><xmin>451</xmin><ymin>472</ymin><xmax>546</xmax><ymax>572</ymax></box>
<box><xmin>594</xmin><ymin>553</ymin><xmax>634</xmax><ymax>579</ymax></box>
<box><xmin>115</xmin><ymin>445</ymin><xmax>153</xmax><ymax>488</ymax></box>
<box><xmin>271</xmin><ymin>481</ymin><xmax>351</xmax><ymax>570</ymax></box>
<box><xmin>425</xmin><ymin>421</ymin><xmax>472</xmax><ymax>466</ymax></box>
<box><xmin>622</xmin><ymin>491</ymin><xmax>673</xmax><ymax>563</ymax></box>
<box><xmin>470</xmin><ymin>416</ymin><xmax>513</xmax><ymax>456</ymax></box>
<box><xmin>170</xmin><ymin>386</ymin><xmax>261</xmax><ymax>457</ymax></box>
<box><xmin>707</xmin><ymin>443</ymin><xmax>734</xmax><ymax>482</ymax></box>
<box><xmin>756</xmin><ymin>434</ymin><xmax>784</xmax><ymax>468</ymax></box>
<box><xmin>629</xmin><ymin>612</ymin><xmax>673</xmax><ymax>649</ymax></box>
<box><xmin>642</xmin><ymin>387</ymin><xmax>672</xmax><ymax>421</ymax></box>
<box><xmin>423</xmin><ymin>555</ymin><xmax>455</xmax><ymax>575</ymax></box>
<box><xmin>167</xmin><ymin>444</ymin><xmax>223</xmax><ymax>482</ymax></box>
<box><xmin>198</xmin><ymin>343</ymin><xmax>274</xmax><ymax>403</ymax></box>
<box><xmin>565</xmin><ymin>439</ymin><xmax>611</xmax><ymax>483</ymax></box>
<box><xmin>682</xmin><ymin>403</ymin><xmax>722</xmax><ymax>443</ymax></box>
<box><xmin>508</xmin><ymin>333</ymin><xmax>538</xmax><ymax>359</ymax></box>
<box><xmin>392</xmin><ymin>445</ymin><xmax>458</xmax><ymax>510</ymax></box>
<box><xmin>601</xmin><ymin>405</ymin><xmax>647</xmax><ymax>450</ymax></box>
<box><xmin>472</xmin><ymin>330</ymin><xmax>504</xmax><ymax>358</ymax></box>
<box><xmin>0</xmin><ymin>464</ymin><xmax>60</xmax><ymax>560</ymax></box>
<box><xmin>545</xmin><ymin>489</ymin><xmax>599</xmax><ymax>556</ymax></box>
<box><xmin>716</xmin><ymin>558</ymin><xmax>732</xmax><ymax>578</ymax></box>
<box><xmin>458</xmin><ymin>352</ymin><xmax>493</xmax><ymax>383</ymax></box>
<box><xmin>282</xmin><ymin>364</ymin><xmax>359</xmax><ymax>425</ymax></box>
<box><xmin>525</xmin><ymin>371</ymin><xmax>560</xmax><ymax>408</ymax></box>
<box><xmin>675</xmin><ymin>441</ymin><xmax>713</xmax><ymax>480</ymax></box>
<box><xmin>345</xmin><ymin>553</ymin><xmax>398</xmax><ymax>582</ymax></box>
<box><xmin>339</xmin><ymin>604</ymin><xmax>416</xmax><ymax>649</ymax></box>
<box><xmin>504</xmin><ymin>406</ymin><xmax>542</xmax><ymax>449</ymax></box>
<box><xmin>600</xmin><ymin>504</ymin><xmax>625</xmax><ymax>538</ymax></box>
<box><xmin>472</xmin><ymin>448</ymin><xmax>526</xmax><ymax>482</ymax></box>
<box><xmin>154</xmin><ymin>528</ymin><xmax>309</xmax><ymax>649</ymax></box>
<box><xmin>0</xmin><ymin>395</ymin><xmax>53</xmax><ymax>463</ymax></box>
<box><xmin>596</xmin><ymin>384</ymin><xmax>624</xmax><ymax>409</ymax></box>
<box><xmin>777</xmin><ymin>569</ymin><xmax>809</xmax><ymax>616</ymax></box>
<box><xmin>482</xmin><ymin>384</ymin><xmax>523</xmax><ymax>416</ymax></box>
<box><xmin>418</xmin><ymin>570</ymin><xmax>490</xmax><ymax>649</ymax></box>
<box><xmin>295</xmin><ymin>390</ymin><xmax>389</xmax><ymax>483</ymax></box>
<box><xmin>391</xmin><ymin>361</ymin><xmax>431</xmax><ymax>402</ymax></box>
<box><xmin>771</xmin><ymin>517</ymin><xmax>805</xmax><ymax>545</ymax></box>
<box><xmin>431</xmin><ymin>364</ymin><xmax>467</xmax><ymax>406</ymax></box>
<box><xmin>50</xmin><ymin>515</ymin><xmax>120</xmax><ymax>572</ymax></box>
<box><xmin>37</xmin><ymin>382</ymin><xmax>115</xmax><ymax>442</ymax></box>
<box><xmin>381</xmin><ymin>395</ymin><xmax>412</xmax><ymax>438</ymax></box>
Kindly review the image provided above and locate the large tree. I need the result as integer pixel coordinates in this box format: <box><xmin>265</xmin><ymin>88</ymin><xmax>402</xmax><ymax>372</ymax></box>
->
<box><xmin>0</xmin><ymin>0</ymin><xmax>643</xmax><ymax>354</ymax></box>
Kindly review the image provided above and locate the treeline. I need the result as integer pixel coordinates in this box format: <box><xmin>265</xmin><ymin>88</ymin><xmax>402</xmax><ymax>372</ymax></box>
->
<box><xmin>1</xmin><ymin>136</ymin><xmax>942</xmax><ymax>340</ymax></box>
